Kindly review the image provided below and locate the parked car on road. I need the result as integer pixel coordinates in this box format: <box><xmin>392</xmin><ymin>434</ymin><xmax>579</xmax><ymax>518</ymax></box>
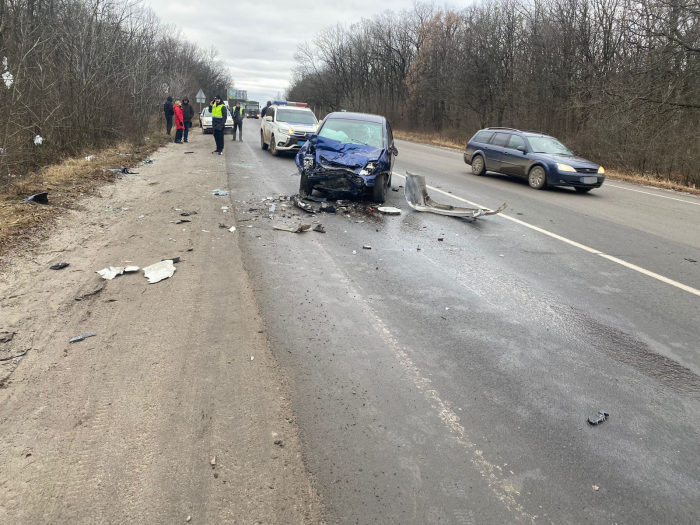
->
<box><xmin>260</xmin><ymin>102</ymin><xmax>319</xmax><ymax>156</ymax></box>
<box><xmin>295</xmin><ymin>112</ymin><xmax>398</xmax><ymax>203</ymax></box>
<box><xmin>464</xmin><ymin>127</ymin><xmax>605</xmax><ymax>192</ymax></box>
<box><xmin>200</xmin><ymin>103</ymin><xmax>233</xmax><ymax>134</ymax></box>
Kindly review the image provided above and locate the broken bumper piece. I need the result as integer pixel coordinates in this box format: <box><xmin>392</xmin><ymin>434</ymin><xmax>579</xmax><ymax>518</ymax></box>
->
<box><xmin>404</xmin><ymin>172</ymin><xmax>506</xmax><ymax>217</ymax></box>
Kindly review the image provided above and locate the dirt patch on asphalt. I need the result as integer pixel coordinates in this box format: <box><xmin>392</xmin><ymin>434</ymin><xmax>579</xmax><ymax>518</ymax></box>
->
<box><xmin>0</xmin><ymin>131</ymin><xmax>322</xmax><ymax>524</ymax></box>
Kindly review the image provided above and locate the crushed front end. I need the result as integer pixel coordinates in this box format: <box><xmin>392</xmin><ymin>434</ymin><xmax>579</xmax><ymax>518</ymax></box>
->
<box><xmin>296</xmin><ymin>136</ymin><xmax>389</xmax><ymax>197</ymax></box>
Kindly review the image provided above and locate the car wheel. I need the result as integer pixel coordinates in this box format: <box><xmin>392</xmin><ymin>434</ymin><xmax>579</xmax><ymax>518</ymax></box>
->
<box><xmin>299</xmin><ymin>171</ymin><xmax>313</xmax><ymax>197</ymax></box>
<box><xmin>528</xmin><ymin>165</ymin><xmax>547</xmax><ymax>190</ymax></box>
<box><xmin>270</xmin><ymin>135</ymin><xmax>279</xmax><ymax>156</ymax></box>
<box><xmin>261</xmin><ymin>131</ymin><xmax>268</xmax><ymax>150</ymax></box>
<box><xmin>575</xmin><ymin>187</ymin><xmax>593</xmax><ymax>193</ymax></box>
<box><xmin>471</xmin><ymin>155</ymin><xmax>486</xmax><ymax>176</ymax></box>
<box><xmin>372</xmin><ymin>174</ymin><xmax>387</xmax><ymax>203</ymax></box>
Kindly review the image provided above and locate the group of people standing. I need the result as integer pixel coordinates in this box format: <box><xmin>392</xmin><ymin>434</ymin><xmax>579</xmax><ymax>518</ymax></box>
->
<box><xmin>163</xmin><ymin>96</ymin><xmax>195</xmax><ymax>144</ymax></box>
<box><xmin>163</xmin><ymin>94</ymin><xmax>246</xmax><ymax>155</ymax></box>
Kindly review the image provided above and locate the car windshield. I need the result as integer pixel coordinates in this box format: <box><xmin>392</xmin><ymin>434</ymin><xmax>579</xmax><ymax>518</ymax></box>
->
<box><xmin>277</xmin><ymin>109</ymin><xmax>317</xmax><ymax>125</ymax></box>
<box><xmin>527</xmin><ymin>136</ymin><xmax>573</xmax><ymax>156</ymax></box>
<box><xmin>318</xmin><ymin>119</ymin><xmax>383</xmax><ymax>148</ymax></box>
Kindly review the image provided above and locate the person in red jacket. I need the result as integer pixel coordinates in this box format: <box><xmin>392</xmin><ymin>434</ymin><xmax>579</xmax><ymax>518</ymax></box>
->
<box><xmin>173</xmin><ymin>100</ymin><xmax>185</xmax><ymax>144</ymax></box>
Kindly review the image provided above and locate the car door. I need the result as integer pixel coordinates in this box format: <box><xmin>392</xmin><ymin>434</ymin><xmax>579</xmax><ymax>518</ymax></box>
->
<box><xmin>500</xmin><ymin>134</ymin><xmax>528</xmax><ymax>177</ymax></box>
<box><xmin>386</xmin><ymin>121</ymin><xmax>396</xmax><ymax>172</ymax></box>
<box><xmin>264</xmin><ymin>107</ymin><xmax>275</xmax><ymax>142</ymax></box>
<box><xmin>485</xmin><ymin>132</ymin><xmax>510</xmax><ymax>171</ymax></box>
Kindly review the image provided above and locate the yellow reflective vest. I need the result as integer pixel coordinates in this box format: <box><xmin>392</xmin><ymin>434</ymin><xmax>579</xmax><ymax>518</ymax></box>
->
<box><xmin>211</xmin><ymin>103</ymin><xmax>225</xmax><ymax>117</ymax></box>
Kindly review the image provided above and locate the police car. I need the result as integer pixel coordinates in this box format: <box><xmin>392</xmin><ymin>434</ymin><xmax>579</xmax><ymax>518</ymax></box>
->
<box><xmin>260</xmin><ymin>101</ymin><xmax>319</xmax><ymax>156</ymax></box>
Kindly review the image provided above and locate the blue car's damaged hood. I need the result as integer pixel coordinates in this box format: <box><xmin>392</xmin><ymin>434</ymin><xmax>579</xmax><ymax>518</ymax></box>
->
<box><xmin>297</xmin><ymin>136</ymin><xmax>386</xmax><ymax>174</ymax></box>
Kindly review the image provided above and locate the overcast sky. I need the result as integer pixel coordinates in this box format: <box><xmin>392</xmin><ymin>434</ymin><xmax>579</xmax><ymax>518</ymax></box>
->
<box><xmin>145</xmin><ymin>0</ymin><xmax>427</xmax><ymax>104</ymax></box>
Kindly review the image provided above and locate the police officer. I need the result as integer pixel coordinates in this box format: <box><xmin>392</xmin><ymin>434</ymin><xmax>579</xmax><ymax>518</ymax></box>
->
<box><xmin>210</xmin><ymin>95</ymin><xmax>228</xmax><ymax>155</ymax></box>
<box><xmin>260</xmin><ymin>100</ymin><xmax>272</xmax><ymax>119</ymax></box>
<box><xmin>232</xmin><ymin>101</ymin><xmax>244</xmax><ymax>141</ymax></box>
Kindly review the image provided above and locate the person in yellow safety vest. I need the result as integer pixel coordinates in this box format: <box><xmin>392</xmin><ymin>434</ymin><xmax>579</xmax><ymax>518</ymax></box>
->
<box><xmin>210</xmin><ymin>95</ymin><xmax>228</xmax><ymax>155</ymax></box>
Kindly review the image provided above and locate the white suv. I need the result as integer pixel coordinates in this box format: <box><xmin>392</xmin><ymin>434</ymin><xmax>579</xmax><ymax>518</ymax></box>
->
<box><xmin>260</xmin><ymin>103</ymin><xmax>319</xmax><ymax>156</ymax></box>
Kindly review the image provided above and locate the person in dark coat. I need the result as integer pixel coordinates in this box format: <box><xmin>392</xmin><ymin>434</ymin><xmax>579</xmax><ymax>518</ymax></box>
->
<box><xmin>181</xmin><ymin>98</ymin><xmax>195</xmax><ymax>143</ymax></box>
<box><xmin>163</xmin><ymin>96</ymin><xmax>174</xmax><ymax>134</ymax></box>
<box><xmin>173</xmin><ymin>100</ymin><xmax>185</xmax><ymax>143</ymax></box>
<box><xmin>260</xmin><ymin>100</ymin><xmax>272</xmax><ymax>119</ymax></box>
<box><xmin>232</xmin><ymin>101</ymin><xmax>244</xmax><ymax>141</ymax></box>
<box><xmin>210</xmin><ymin>95</ymin><xmax>228</xmax><ymax>155</ymax></box>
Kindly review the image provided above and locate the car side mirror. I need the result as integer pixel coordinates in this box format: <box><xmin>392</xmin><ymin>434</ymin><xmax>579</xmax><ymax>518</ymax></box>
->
<box><xmin>392</xmin><ymin>147</ymin><xmax>399</xmax><ymax>156</ymax></box>
<box><xmin>264</xmin><ymin>116</ymin><xmax>272</xmax><ymax>122</ymax></box>
<box><xmin>517</xmin><ymin>146</ymin><xmax>527</xmax><ymax>154</ymax></box>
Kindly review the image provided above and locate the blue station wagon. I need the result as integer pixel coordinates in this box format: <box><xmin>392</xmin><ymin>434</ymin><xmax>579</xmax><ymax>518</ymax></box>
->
<box><xmin>464</xmin><ymin>128</ymin><xmax>605</xmax><ymax>193</ymax></box>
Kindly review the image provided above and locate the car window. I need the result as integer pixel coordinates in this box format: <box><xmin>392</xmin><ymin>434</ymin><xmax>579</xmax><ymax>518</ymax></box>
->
<box><xmin>276</xmin><ymin>109</ymin><xmax>317</xmax><ymax>125</ymax></box>
<box><xmin>473</xmin><ymin>130</ymin><xmax>493</xmax><ymax>144</ymax></box>
<box><xmin>202</xmin><ymin>108</ymin><xmax>212</xmax><ymax>116</ymax></box>
<box><xmin>491</xmin><ymin>133</ymin><xmax>510</xmax><ymax>147</ymax></box>
<box><xmin>318</xmin><ymin>119</ymin><xmax>384</xmax><ymax>148</ymax></box>
<box><xmin>507</xmin><ymin>135</ymin><xmax>526</xmax><ymax>150</ymax></box>
<box><xmin>527</xmin><ymin>136</ymin><xmax>573</xmax><ymax>155</ymax></box>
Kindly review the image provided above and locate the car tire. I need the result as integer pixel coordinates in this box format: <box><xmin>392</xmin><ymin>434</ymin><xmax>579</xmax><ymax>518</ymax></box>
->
<box><xmin>299</xmin><ymin>171</ymin><xmax>313</xmax><ymax>197</ymax></box>
<box><xmin>471</xmin><ymin>155</ymin><xmax>486</xmax><ymax>176</ymax></box>
<box><xmin>528</xmin><ymin>165</ymin><xmax>547</xmax><ymax>190</ymax></box>
<box><xmin>575</xmin><ymin>187</ymin><xmax>593</xmax><ymax>193</ymax></box>
<box><xmin>372</xmin><ymin>174</ymin><xmax>387</xmax><ymax>203</ymax></box>
<box><xmin>270</xmin><ymin>135</ymin><xmax>279</xmax><ymax>156</ymax></box>
<box><xmin>261</xmin><ymin>131</ymin><xmax>268</xmax><ymax>150</ymax></box>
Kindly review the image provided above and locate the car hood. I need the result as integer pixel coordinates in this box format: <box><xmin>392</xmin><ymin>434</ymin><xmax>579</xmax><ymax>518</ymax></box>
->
<box><xmin>543</xmin><ymin>154</ymin><xmax>599</xmax><ymax>168</ymax></box>
<box><xmin>307</xmin><ymin>136</ymin><xmax>385</xmax><ymax>172</ymax></box>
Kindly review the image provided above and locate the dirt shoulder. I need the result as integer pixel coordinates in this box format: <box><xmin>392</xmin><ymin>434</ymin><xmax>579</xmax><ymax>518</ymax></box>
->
<box><xmin>394</xmin><ymin>129</ymin><xmax>700</xmax><ymax>196</ymax></box>
<box><xmin>0</xmin><ymin>132</ymin><xmax>322</xmax><ymax>524</ymax></box>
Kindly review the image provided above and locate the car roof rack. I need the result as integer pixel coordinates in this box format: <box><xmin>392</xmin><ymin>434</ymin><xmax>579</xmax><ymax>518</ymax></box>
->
<box><xmin>522</xmin><ymin>129</ymin><xmax>549</xmax><ymax>135</ymax></box>
<box><xmin>486</xmin><ymin>127</ymin><xmax>521</xmax><ymax>132</ymax></box>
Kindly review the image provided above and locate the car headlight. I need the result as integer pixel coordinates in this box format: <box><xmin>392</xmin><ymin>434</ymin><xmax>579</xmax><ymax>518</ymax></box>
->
<box><xmin>557</xmin><ymin>163</ymin><xmax>576</xmax><ymax>172</ymax></box>
<box><xmin>598</xmin><ymin>166</ymin><xmax>605</xmax><ymax>174</ymax></box>
<box><xmin>359</xmin><ymin>162</ymin><xmax>377</xmax><ymax>176</ymax></box>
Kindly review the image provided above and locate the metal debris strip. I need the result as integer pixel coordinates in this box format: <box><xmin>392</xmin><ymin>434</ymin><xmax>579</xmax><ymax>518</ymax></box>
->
<box><xmin>292</xmin><ymin>195</ymin><xmax>315</xmax><ymax>213</ymax></box>
<box><xmin>273</xmin><ymin>223</ymin><xmax>311</xmax><ymax>233</ymax></box>
<box><xmin>404</xmin><ymin>172</ymin><xmax>506</xmax><ymax>218</ymax></box>
<box><xmin>69</xmin><ymin>333</ymin><xmax>96</xmax><ymax>343</ymax></box>
<box><xmin>212</xmin><ymin>189</ymin><xmax>229</xmax><ymax>196</ymax></box>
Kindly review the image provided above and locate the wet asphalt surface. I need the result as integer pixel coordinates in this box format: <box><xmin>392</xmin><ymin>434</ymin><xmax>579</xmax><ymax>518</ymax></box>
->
<box><xmin>224</xmin><ymin>125</ymin><xmax>700</xmax><ymax>524</ymax></box>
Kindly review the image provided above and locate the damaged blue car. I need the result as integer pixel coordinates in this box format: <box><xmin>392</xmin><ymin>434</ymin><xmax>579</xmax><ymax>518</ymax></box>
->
<box><xmin>295</xmin><ymin>112</ymin><xmax>398</xmax><ymax>203</ymax></box>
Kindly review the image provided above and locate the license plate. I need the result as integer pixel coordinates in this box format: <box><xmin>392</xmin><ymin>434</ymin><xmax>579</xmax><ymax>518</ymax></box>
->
<box><xmin>297</xmin><ymin>141</ymin><xmax>306</xmax><ymax>147</ymax></box>
<box><xmin>582</xmin><ymin>176</ymin><xmax>597</xmax><ymax>184</ymax></box>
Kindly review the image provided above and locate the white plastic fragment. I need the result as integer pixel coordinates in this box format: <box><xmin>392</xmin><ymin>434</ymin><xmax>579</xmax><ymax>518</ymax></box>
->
<box><xmin>33</xmin><ymin>135</ymin><xmax>43</xmax><ymax>146</ymax></box>
<box><xmin>143</xmin><ymin>260</ymin><xmax>176</xmax><ymax>284</ymax></box>
<box><xmin>85</xmin><ymin>155</ymin><xmax>95</xmax><ymax>161</ymax></box>
<box><xmin>229</xmin><ymin>226</ymin><xmax>236</xmax><ymax>233</ymax></box>
<box><xmin>378</xmin><ymin>206</ymin><xmax>401</xmax><ymax>215</ymax></box>
<box><xmin>97</xmin><ymin>266</ymin><xmax>140</xmax><ymax>280</ymax></box>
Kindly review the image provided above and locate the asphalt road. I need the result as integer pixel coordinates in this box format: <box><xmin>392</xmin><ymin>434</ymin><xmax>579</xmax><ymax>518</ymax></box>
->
<box><xmin>224</xmin><ymin>123</ymin><xmax>700</xmax><ymax>524</ymax></box>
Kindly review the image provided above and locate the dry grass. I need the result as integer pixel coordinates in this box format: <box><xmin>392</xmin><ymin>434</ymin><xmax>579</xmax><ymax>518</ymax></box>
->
<box><xmin>394</xmin><ymin>129</ymin><xmax>700</xmax><ymax>196</ymax></box>
<box><xmin>0</xmin><ymin>132</ymin><xmax>170</xmax><ymax>258</ymax></box>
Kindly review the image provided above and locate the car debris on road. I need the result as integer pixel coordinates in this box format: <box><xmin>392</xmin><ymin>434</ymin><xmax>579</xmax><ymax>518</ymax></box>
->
<box><xmin>404</xmin><ymin>172</ymin><xmax>506</xmax><ymax>218</ymax></box>
<box><xmin>143</xmin><ymin>260</ymin><xmax>176</xmax><ymax>284</ymax></box>
<box><xmin>97</xmin><ymin>266</ymin><xmax>140</xmax><ymax>280</ymax></box>
<box><xmin>25</xmin><ymin>192</ymin><xmax>49</xmax><ymax>204</ymax></box>
<box><xmin>273</xmin><ymin>223</ymin><xmax>311</xmax><ymax>233</ymax></box>
<box><xmin>211</xmin><ymin>189</ymin><xmax>229</xmax><ymax>196</ymax></box>
<box><xmin>588</xmin><ymin>410</ymin><xmax>609</xmax><ymax>425</ymax></box>
<box><xmin>69</xmin><ymin>332</ymin><xmax>96</xmax><ymax>343</ymax></box>
<box><xmin>50</xmin><ymin>262</ymin><xmax>69</xmax><ymax>270</ymax></box>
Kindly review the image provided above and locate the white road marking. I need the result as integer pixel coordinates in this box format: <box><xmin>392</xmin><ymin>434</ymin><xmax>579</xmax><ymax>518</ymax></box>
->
<box><xmin>393</xmin><ymin>172</ymin><xmax>700</xmax><ymax>298</ymax></box>
<box><xmin>605</xmin><ymin>183</ymin><xmax>700</xmax><ymax>206</ymax></box>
